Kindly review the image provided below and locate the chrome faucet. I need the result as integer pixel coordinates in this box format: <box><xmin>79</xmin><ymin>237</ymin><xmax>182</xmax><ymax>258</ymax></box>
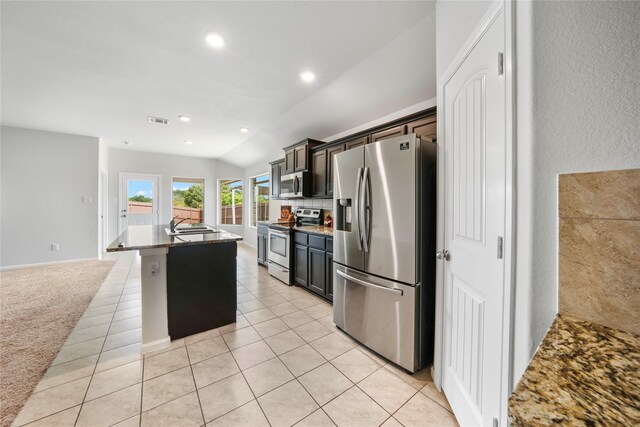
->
<box><xmin>169</xmin><ymin>216</ymin><xmax>188</xmax><ymax>232</ymax></box>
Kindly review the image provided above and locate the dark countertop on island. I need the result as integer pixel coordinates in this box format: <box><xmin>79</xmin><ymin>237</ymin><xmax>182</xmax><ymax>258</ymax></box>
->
<box><xmin>509</xmin><ymin>315</ymin><xmax>640</xmax><ymax>426</ymax></box>
<box><xmin>106</xmin><ymin>224</ymin><xmax>243</xmax><ymax>252</ymax></box>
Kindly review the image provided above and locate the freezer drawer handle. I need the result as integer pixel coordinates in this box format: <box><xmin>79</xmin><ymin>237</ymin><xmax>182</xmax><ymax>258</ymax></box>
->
<box><xmin>336</xmin><ymin>269</ymin><xmax>403</xmax><ymax>296</ymax></box>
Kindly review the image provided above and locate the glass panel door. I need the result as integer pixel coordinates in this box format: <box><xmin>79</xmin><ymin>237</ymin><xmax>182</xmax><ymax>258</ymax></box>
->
<box><xmin>120</xmin><ymin>174</ymin><xmax>159</xmax><ymax>233</ymax></box>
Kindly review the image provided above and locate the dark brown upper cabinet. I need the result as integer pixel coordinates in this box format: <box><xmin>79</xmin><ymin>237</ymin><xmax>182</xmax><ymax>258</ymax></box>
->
<box><xmin>282</xmin><ymin>139</ymin><xmax>324</xmax><ymax>174</ymax></box>
<box><xmin>294</xmin><ymin>145</ymin><xmax>307</xmax><ymax>172</ymax></box>
<box><xmin>326</xmin><ymin>144</ymin><xmax>345</xmax><ymax>197</ymax></box>
<box><xmin>284</xmin><ymin>150</ymin><xmax>295</xmax><ymax>174</ymax></box>
<box><xmin>269</xmin><ymin>159</ymin><xmax>284</xmax><ymax>199</ymax></box>
<box><xmin>407</xmin><ymin>116</ymin><xmax>437</xmax><ymax>140</ymax></box>
<box><xmin>371</xmin><ymin>124</ymin><xmax>406</xmax><ymax>143</ymax></box>
<box><xmin>311</xmin><ymin>150</ymin><xmax>327</xmax><ymax>197</ymax></box>
<box><xmin>345</xmin><ymin>135</ymin><xmax>369</xmax><ymax>150</ymax></box>
<box><xmin>269</xmin><ymin>109</ymin><xmax>436</xmax><ymax>200</ymax></box>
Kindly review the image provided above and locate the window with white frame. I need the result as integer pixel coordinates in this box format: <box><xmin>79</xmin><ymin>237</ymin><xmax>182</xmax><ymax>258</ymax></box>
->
<box><xmin>219</xmin><ymin>179</ymin><xmax>243</xmax><ymax>225</ymax></box>
<box><xmin>250</xmin><ymin>174</ymin><xmax>269</xmax><ymax>227</ymax></box>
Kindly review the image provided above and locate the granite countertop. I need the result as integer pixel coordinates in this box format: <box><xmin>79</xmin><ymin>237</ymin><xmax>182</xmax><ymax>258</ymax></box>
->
<box><xmin>293</xmin><ymin>225</ymin><xmax>334</xmax><ymax>237</ymax></box>
<box><xmin>509</xmin><ymin>315</ymin><xmax>640</xmax><ymax>426</ymax></box>
<box><xmin>106</xmin><ymin>224</ymin><xmax>242</xmax><ymax>252</ymax></box>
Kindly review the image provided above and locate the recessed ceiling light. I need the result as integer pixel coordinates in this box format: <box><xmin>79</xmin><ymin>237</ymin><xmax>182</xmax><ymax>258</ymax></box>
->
<box><xmin>184</xmin><ymin>140</ymin><xmax>193</xmax><ymax>145</ymax></box>
<box><xmin>178</xmin><ymin>115</ymin><xmax>191</xmax><ymax>122</ymax></box>
<box><xmin>239</xmin><ymin>127</ymin><xmax>249</xmax><ymax>133</ymax></box>
<box><xmin>205</xmin><ymin>32</ymin><xmax>225</xmax><ymax>48</ymax></box>
<box><xmin>299</xmin><ymin>71</ymin><xmax>315</xmax><ymax>83</ymax></box>
<box><xmin>122</xmin><ymin>141</ymin><xmax>131</xmax><ymax>145</ymax></box>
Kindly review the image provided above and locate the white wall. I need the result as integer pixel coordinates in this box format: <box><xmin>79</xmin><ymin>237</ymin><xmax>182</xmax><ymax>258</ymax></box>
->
<box><xmin>0</xmin><ymin>126</ymin><xmax>99</xmax><ymax>267</ymax></box>
<box><xmin>512</xmin><ymin>0</ymin><xmax>640</xmax><ymax>382</ymax></box>
<box><xmin>107</xmin><ymin>149</ymin><xmax>244</xmax><ymax>245</ymax></box>
<box><xmin>437</xmin><ymin>0</ymin><xmax>640</xmax><ymax>389</ymax></box>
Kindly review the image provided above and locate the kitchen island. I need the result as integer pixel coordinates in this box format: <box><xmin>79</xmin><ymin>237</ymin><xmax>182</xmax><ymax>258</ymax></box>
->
<box><xmin>107</xmin><ymin>224</ymin><xmax>242</xmax><ymax>352</ymax></box>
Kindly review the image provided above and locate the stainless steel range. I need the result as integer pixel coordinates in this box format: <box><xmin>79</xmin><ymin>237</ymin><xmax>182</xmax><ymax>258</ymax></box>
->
<box><xmin>267</xmin><ymin>208</ymin><xmax>323</xmax><ymax>285</ymax></box>
<box><xmin>267</xmin><ymin>223</ymin><xmax>293</xmax><ymax>285</ymax></box>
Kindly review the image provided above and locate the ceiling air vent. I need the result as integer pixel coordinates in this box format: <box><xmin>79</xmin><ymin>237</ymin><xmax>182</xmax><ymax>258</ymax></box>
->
<box><xmin>148</xmin><ymin>116</ymin><xmax>170</xmax><ymax>125</ymax></box>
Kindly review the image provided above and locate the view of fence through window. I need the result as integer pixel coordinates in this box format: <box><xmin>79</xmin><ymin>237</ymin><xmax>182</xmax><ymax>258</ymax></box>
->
<box><xmin>251</xmin><ymin>174</ymin><xmax>269</xmax><ymax>227</ymax></box>
<box><xmin>172</xmin><ymin>178</ymin><xmax>204</xmax><ymax>224</ymax></box>
<box><xmin>127</xmin><ymin>180</ymin><xmax>154</xmax><ymax>213</ymax></box>
<box><xmin>219</xmin><ymin>179</ymin><xmax>243</xmax><ymax>225</ymax></box>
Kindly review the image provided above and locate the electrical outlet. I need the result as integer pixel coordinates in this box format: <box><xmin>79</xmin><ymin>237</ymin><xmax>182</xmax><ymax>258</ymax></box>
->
<box><xmin>148</xmin><ymin>261</ymin><xmax>160</xmax><ymax>276</ymax></box>
<box><xmin>51</xmin><ymin>243</ymin><xmax>60</xmax><ymax>251</ymax></box>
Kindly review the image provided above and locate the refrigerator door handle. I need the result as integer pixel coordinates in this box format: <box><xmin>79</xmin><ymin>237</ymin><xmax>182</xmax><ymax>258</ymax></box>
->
<box><xmin>361</xmin><ymin>166</ymin><xmax>371</xmax><ymax>252</ymax></box>
<box><xmin>354</xmin><ymin>167</ymin><xmax>363</xmax><ymax>250</ymax></box>
<box><xmin>336</xmin><ymin>269</ymin><xmax>403</xmax><ymax>296</ymax></box>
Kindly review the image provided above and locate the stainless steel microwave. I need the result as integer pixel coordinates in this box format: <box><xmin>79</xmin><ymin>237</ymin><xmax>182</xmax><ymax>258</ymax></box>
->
<box><xmin>280</xmin><ymin>171</ymin><xmax>311</xmax><ymax>198</ymax></box>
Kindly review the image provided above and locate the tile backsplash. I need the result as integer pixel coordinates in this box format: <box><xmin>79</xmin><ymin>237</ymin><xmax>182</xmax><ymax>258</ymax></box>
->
<box><xmin>270</xmin><ymin>198</ymin><xmax>333</xmax><ymax>222</ymax></box>
<box><xmin>559</xmin><ymin>168</ymin><xmax>640</xmax><ymax>335</ymax></box>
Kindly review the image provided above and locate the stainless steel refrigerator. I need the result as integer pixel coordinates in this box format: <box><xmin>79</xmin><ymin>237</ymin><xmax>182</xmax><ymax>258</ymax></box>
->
<box><xmin>333</xmin><ymin>133</ymin><xmax>437</xmax><ymax>373</ymax></box>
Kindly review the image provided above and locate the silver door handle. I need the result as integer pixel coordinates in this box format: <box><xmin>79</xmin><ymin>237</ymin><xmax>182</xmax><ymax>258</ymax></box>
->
<box><xmin>361</xmin><ymin>167</ymin><xmax>371</xmax><ymax>252</ymax></box>
<box><xmin>436</xmin><ymin>250</ymin><xmax>451</xmax><ymax>261</ymax></box>
<box><xmin>336</xmin><ymin>269</ymin><xmax>403</xmax><ymax>296</ymax></box>
<box><xmin>354</xmin><ymin>168</ymin><xmax>363</xmax><ymax>250</ymax></box>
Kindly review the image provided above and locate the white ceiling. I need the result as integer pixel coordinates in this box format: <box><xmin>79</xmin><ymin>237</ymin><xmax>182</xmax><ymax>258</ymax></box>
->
<box><xmin>1</xmin><ymin>1</ymin><xmax>436</xmax><ymax>168</ymax></box>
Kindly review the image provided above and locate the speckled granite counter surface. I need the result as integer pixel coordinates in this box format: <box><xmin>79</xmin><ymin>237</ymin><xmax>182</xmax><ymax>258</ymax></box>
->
<box><xmin>293</xmin><ymin>225</ymin><xmax>333</xmax><ymax>236</ymax></box>
<box><xmin>509</xmin><ymin>315</ymin><xmax>640</xmax><ymax>426</ymax></box>
<box><xmin>106</xmin><ymin>224</ymin><xmax>242</xmax><ymax>252</ymax></box>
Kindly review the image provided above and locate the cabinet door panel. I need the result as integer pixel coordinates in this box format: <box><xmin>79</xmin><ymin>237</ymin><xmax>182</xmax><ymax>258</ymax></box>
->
<box><xmin>294</xmin><ymin>145</ymin><xmax>308</xmax><ymax>171</ymax></box>
<box><xmin>312</xmin><ymin>150</ymin><xmax>327</xmax><ymax>197</ymax></box>
<box><xmin>327</xmin><ymin>144</ymin><xmax>344</xmax><ymax>197</ymax></box>
<box><xmin>270</xmin><ymin>161</ymin><xmax>282</xmax><ymax>198</ymax></box>
<box><xmin>345</xmin><ymin>136</ymin><xmax>368</xmax><ymax>150</ymax></box>
<box><xmin>308</xmin><ymin>247</ymin><xmax>326</xmax><ymax>296</ymax></box>
<box><xmin>257</xmin><ymin>234</ymin><xmax>265</xmax><ymax>264</ymax></box>
<box><xmin>284</xmin><ymin>150</ymin><xmax>295</xmax><ymax>174</ymax></box>
<box><xmin>294</xmin><ymin>244</ymin><xmax>309</xmax><ymax>287</ymax></box>
<box><xmin>325</xmin><ymin>252</ymin><xmax>333</xmax><ymax>301</ymax></box>
<box><xmin>371</xmin><ymin>124</ymin><xmax>406</xmax><ymax>143</ymax></box>
<box><xmin>407</xmin><ymin>115</ymin><xmax>437</xmax><ymax>140</ymax></box>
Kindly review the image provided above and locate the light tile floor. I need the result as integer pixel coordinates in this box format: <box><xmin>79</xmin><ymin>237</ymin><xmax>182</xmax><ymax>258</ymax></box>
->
<box><xmin>13</xmin><ymin>244</ymin><xmax>457</xmax><ymax>427</ymax></box>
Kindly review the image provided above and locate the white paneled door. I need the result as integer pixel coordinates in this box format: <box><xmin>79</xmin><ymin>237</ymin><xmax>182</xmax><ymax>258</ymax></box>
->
<box><xmin>119</xmin><ymin>173</ymin><xmax>160</xmax><ymax>234</ymax></box>
<box><xmin>441</xmin><ymin>7</ymin><xmax>507</xmax><ymax>427</ymax></box>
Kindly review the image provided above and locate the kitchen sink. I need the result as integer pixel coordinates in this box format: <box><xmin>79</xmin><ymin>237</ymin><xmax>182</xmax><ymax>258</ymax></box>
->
<box><xmin>165</xmin><ymin>226</ymin><xmax>221</xmax><ymax>236</ymax></box>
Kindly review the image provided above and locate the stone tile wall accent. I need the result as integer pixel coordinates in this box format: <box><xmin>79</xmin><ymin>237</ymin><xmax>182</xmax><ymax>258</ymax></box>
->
<box><xmin>559</xmin><ymin>168</ymin><xmax>640</xmax><ymax>334</ymax></box>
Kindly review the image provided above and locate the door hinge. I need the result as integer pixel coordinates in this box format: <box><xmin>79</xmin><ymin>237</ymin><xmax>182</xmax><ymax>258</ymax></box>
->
<box><xmin>497</xmin><ymin>236</ymin><xmax>504</xmax><ymax>259</ymax></box>
<box><xmin>493</xmin><ymin>418</ymin><xmax>499</xmax><ymax>427</ymax></box>
<box><xmin>498</xmin><ymin>52</ymin><xmax>504</xmax><ymax>75</ymax></box>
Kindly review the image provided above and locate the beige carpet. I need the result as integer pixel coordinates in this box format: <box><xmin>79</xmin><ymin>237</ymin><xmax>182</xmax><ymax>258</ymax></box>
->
<box><xmin>0</xmin><ymin>259</ymin><xmax>115</xmax><ymax>427</ymax></box>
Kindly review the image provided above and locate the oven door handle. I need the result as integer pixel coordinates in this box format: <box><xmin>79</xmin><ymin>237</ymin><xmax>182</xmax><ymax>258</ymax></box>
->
<box><xmin>336</xmin><ymin>269</ymin><xmax>403</xmax><ymax>296</ymax></box>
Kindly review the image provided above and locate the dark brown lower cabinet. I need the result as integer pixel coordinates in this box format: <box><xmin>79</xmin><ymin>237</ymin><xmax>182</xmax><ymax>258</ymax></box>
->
<box><xmin>167</xmin><ymin>242</ymin><xmax>237</xmax><ymax>340</ymax></box>
<box><xmin>257</xmin><ymin>224</ymin><xmax>268</xmax><ymax>266</ymax></box>
<box><xmin>294</xmin><ymin>244</ymin><xmax>308</xmax><ymax>287</ymax></box>
<box><xmin>293</xmin><ymin>231</ymin><xmax>333</xmax><ymax>302</ymax></box>
<box><xmin>325</xmin><ymin>251</ymin><xmax>333</xmax><ymax>302</ymax></box>
<box><xmin>308</xmin><ymin>247</ymin><xmax>326</xmax><ymax>296</ymax></box>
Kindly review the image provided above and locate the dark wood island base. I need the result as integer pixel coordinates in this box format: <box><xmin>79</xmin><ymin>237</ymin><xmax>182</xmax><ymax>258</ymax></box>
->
<box><xmin>167</xmin><ymin>242</ymin><xmax>237</xmax><ymax>340</ymax></box>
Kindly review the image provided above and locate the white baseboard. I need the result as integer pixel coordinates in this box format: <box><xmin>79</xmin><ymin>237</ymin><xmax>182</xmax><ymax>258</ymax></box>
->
<box><xmin>0</xmin><ymin>257</ymin><xmax>99</xmax><ymax>271</ymax></box>
<box><xmin>141</xmin><ymin>336</ymin><xmax>171</xmax><ymax>354</ymax></box>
